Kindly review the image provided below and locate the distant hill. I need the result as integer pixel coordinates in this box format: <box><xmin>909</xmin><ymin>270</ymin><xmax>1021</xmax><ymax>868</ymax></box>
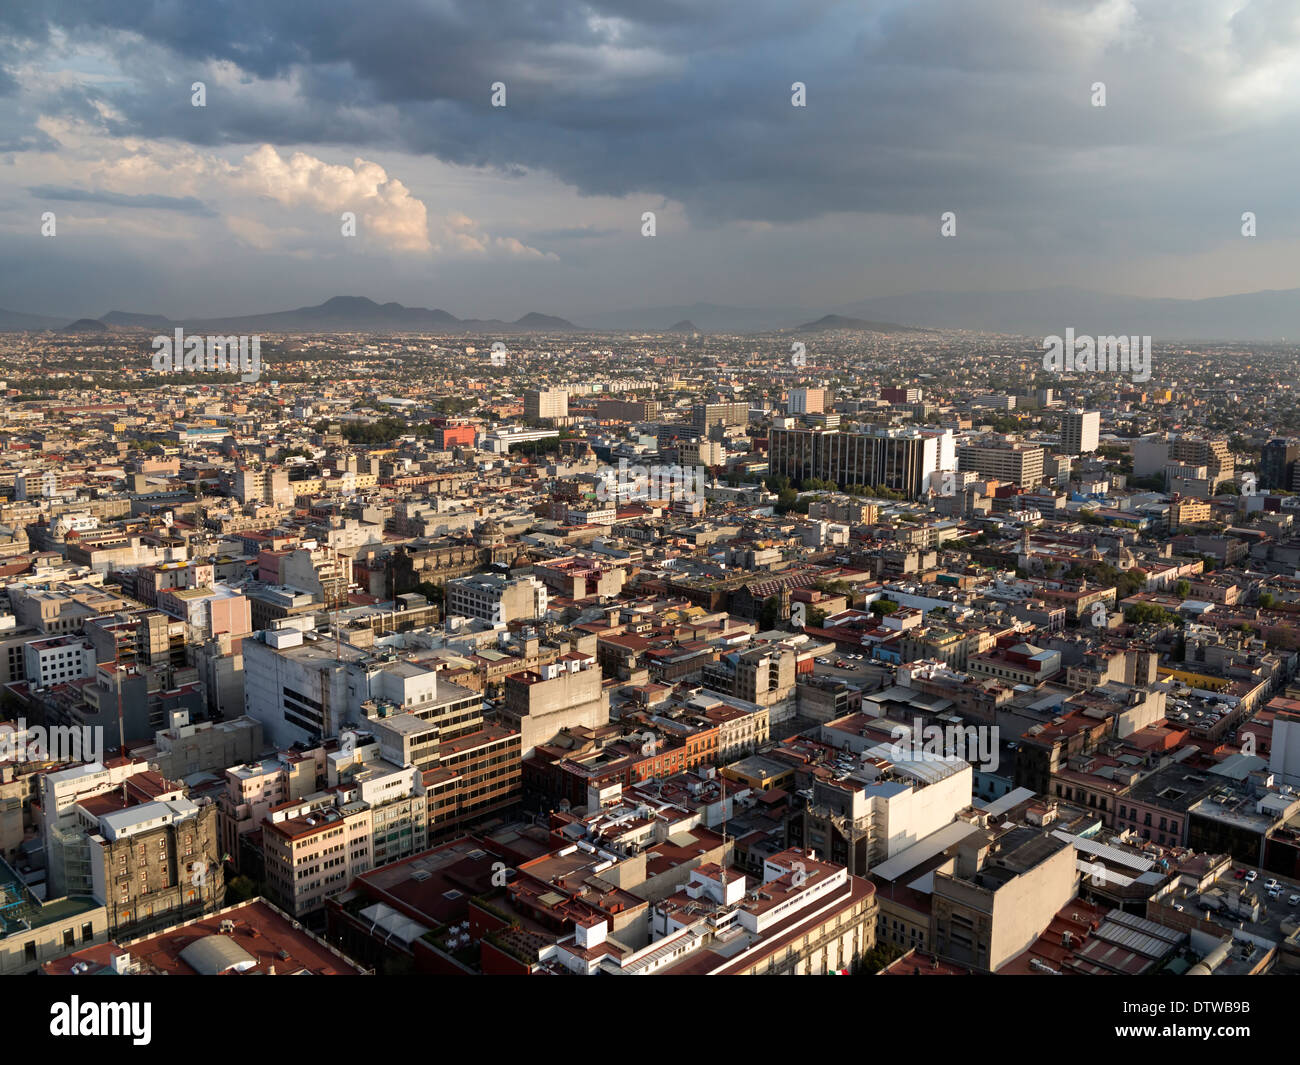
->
<box><xmin>60</xmin><ymin>318</ymin><xmax>112</xmax><ymax>334</ymax></box>
<box><xmin>510</xmin><ymin>311</ymin><xmax>576</xmax><ymax>331</ymax></box>
<box><xmin>186</xmin><ymin>296</ymin><xmax>580</xmax><ymax>334</ymax></box>
<box><xmin>100</xmin><ymin>311</ymin><xmax>174</xmax><ymax>330</ymax></box>
<box><xmin>789</xmin><ymin>314</ymin><xmax>919</xmax><ymax>333</ymax></box>
<box><xmin>668</xmin><ymin>320</ymin><xmax>699</xmax><ymax>333</ymax></box>
<box><xmin>0</xmin><ymin>308</ymin><xmax>70</xmax><ymax>331</ymax></box>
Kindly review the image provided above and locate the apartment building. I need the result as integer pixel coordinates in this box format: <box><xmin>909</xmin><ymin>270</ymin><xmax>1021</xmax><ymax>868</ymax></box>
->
<box><xmin>929</xmin><ymin>827</ymin><xmax>1077</xmax><ymax>972</ymax></box>
<box><xmin>261</xmin><ymin>745</ymin><xmax>427</xmax><ymax>918</ymax></box>
<box><xmin>23</xmin><ymin>635</ymin><xmax>95</xmax><ymax>688</ymax></box>
<box><xmin>366</xmin><ymin>675</ymin><xmax>521</xmax><ymax>839</ymax></box>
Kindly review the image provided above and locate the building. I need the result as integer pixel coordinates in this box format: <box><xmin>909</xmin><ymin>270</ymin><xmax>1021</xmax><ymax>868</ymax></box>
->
<box><xmin>366</xmin><ymin>676</ymin><xmax>522</xmax><ymax>839</ymax></box>
<box><xmin>768</xmin><ymin>427</ymin><xmax>954</xmax><ymax>498</ymax></box>
<box><xmin>23</xmin><ymin>635</ymin><xmax>95</xmax><ymax>688</ymax></box>
<box><xmin>500</xmin><ymin>654</ymin><xmax>609</xmax><ymax>758</ymax></box>
<box><xmin>42</xmin><ymin>897</ymin><xmax>369</xmax><ymax>975</ymax></box>
<box><xmin>1060</xmin><ymin>410</ymin><xmax>1100</xmax><ymax>456</ymax></box>
<box><xmin>524</xmin><ymin>388</ymin><xmax>569</xmax><ymax>422</ymax></box>
<box><xmin>957</xmin><ymin>440</ymin><xmax>1045</xmax><ymax>488</ymax></box>
<box><xmin>788</xmin><ymin>388</ymin><xmax>826</xmax><ymax>415</ymax></box>
<box><xmin>445</xmin><ymin>573</ymin><xmax>548</xmax><ymax>624</ymax></box>
<box><xmin>261</xmin><ymin>747</ymin><xmax>428</xmax><ymax>919</ymax></box>
<box><xmin>1262</xmin><ymin>438</ymin><xmax>1300</xmax><ymax>492</ymax></box>
<box><xmin>537</xmin><ymin>849</ymin><xmax>877</xmax><ymax>975</ymax></box>
<box><xmin>929</xmin><ymin>827</ymin><xmax>1077</xmax><ymax>972</ymax></box>
<box><xmin>0</xmin><ymin>856</ymin><xmax>107</xmax><ymax>975</ymax></box>
<box><xmin>692</xmin><ymin>402</ymin><xmax>749</xmax><ymax>430</ymax></box>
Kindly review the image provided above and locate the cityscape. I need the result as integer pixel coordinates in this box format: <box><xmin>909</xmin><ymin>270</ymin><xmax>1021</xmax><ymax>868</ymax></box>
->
<box><xmin>0</xmin><ymin>0</ymin><xmax>1294</xmax><ymax>1041</ymax></box>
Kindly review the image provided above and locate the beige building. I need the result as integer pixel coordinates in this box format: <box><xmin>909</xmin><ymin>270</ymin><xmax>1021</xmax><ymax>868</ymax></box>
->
<box><xmin>525</xmin><ymin>388</ymin><xmax>569</xmax><ymax>422</ymax></box>
<box><xmin>0</xmin><ymin>859</ymin><xmax>107</xmax><ymax>975</ymax></box>
<box><xmin>930</xmin><ymin>827</ymin><xmax>1077</xmax><ymax>972</ymax></box>
<box><xmin>446</xmin><ymin>572</ymin><xmax>548</xmax><ymax>624</ymax></box>
<box><xmin>958</xmin><ymin>440</ymin><xmax>1046</xmax><ymax>488</ymax></box>
<box><xmin>262</xmin><ymin>745</ymin><xmax>427</xmax><ymax>917</ymax></box>
<box><xmin>500</xmin><ymin>654</ymin><xmax>610</xmax><ymax>758</ymax></box>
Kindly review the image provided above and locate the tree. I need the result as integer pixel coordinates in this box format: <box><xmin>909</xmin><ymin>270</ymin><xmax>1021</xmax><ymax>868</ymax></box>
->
<box><xmin>1175</xmin><ymin>580</ymin><xmax>1190</xmax><ymax>599</ymax></box>
<box><xmin>858</xmin><ymin>941</ymin><xmax>905</xmax><ymax>974</ymax></box>
<box><xmin>1259</xmin><ymin>591</ymin><xmax>1276</xmax><ymax>609</ymax></box>
<box><xmin>1125</xmin><ymin>603</ymin><xmax>1176</xmax><ymax>627</ymax></box>
<box><xmin>870</xmin><ymin>599</ymin><xmax>899</xmax><ymax>616</ymax></box>
<box><xmin>223</xmin><ymin>875</ymin><xmax>258</xmax><ymax>904</ymax></box>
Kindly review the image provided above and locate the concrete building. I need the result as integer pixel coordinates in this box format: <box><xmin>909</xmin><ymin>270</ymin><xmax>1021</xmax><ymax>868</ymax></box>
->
<box><xmin>445</xmin><ymin>573</ymin><xmax>548</xmax><ymax>624</ymax></box>
<box><xmin>23</xmin><ymin>635</ymin><xmax>95</xmax><ymax>688</ymax></box>
<box><xmin>500</xmin><ymin>653</ymin><xmax>609</xmax><ymax>758</ymax></box>
<box><xmin>957</xmin><ymin>440</ymin><xmax>1046</xmax><ymax>488</ymax></box>
<box><xmin>261</xmin><ymin>744</ymin><xmax>427</xmax><ymax>918</ymax></box>
<box><xmin>1061</xmin><ymin>409</ymin><xmax>1100</xmax><ymax>456</ymax></box>
<box><xmin>929</xmin><ymin>827</ymin><xmax>1078</xmax><ymax>972</ymax></box>
<box><xmin>769</xmin><ymin>426</ymin><xmax>955</xmax><ymax>498</ymax></box>
<box><xmin>788</xmin><ymin>387</ymin><xmax>826</xmax><ymax>415</ymax></box>
<box><xmin>524</xmin><ymin>388</ymin><xmax>569</xmax><ymax>422</ymax></box>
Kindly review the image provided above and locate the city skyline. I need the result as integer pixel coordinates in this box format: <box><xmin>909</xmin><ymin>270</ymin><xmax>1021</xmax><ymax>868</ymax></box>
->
<box><xmin>2</xmin><ymin>1</ymin><xmax>1300</xmax><ymax>320</ymax></box>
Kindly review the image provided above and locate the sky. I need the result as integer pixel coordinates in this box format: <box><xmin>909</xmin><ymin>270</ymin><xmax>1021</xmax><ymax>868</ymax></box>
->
<box><xmin>1</xmin><ymin>0</ymin><xmax>1300</xmax><ymax>321</ymax></box>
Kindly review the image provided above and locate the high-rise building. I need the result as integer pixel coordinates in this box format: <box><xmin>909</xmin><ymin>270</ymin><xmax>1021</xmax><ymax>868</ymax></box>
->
<box><xmin>524</xmin><ymin>388</ymin><xmax>569</xmax><ymax>422</ymax></box>
<box><xmin>957</xmin><ymin>440</ymin><xmax>1046</xmax><ymax>488</ymax></box>
<box><xmin>768</xmin><ymin>427</ymin><xmax>954</xmax><ymax>498</ymax></box>
<box><xmin>1060</xmin><ymin>409</ymin><xmax>1100</xmax><ymax>456</ymax></box>
<box><xmin>1261</xmin><ymin>438</ymin><xmax>1300</xmax><ymax>491</ymax></box>
<box><xmin>788</xmin><ymin>387</ymin><xmax>826</xmax><ymax>415</ymax></box>
<box><xmin>692</xmin><ymin>401</ymin><xmax>749</xmax><ymax>430</ymax></box>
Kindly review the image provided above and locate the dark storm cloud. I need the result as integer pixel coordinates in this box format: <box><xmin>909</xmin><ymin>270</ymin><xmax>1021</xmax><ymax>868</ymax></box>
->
<box><xmin>4</xmin><ymin>0</ymin><xmax>1262</xmax><ymax>235</ymax></box>
<box><xmin>2</xmin><ymin>1</ymin><xmax>1300</xmax><ymax>318</ymax></box>
<box><xmin>28</xmin><ymin>185</ymin><xmax>215</xmax><ymax>214</ymax></box>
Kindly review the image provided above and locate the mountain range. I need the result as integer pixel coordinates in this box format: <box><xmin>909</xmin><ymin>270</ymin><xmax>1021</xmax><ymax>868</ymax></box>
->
<box><xmin>3</xmin><ymin>287</ymin><xmax>1300</xmax><ymax>340</ymax></box>
<box><xmin>0</xmin><ymin>296</ymin><xmax>582</xmax><ymax>335</ymax></box>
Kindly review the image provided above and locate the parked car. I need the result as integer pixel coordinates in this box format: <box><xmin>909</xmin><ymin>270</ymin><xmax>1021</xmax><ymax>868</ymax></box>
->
<box><xmin>1288</xmin><ymin>894</ymin><xmax>1300</xmax><ymax>907</ymax></box>
<box><xmin>1235</xmin><ymin>869</ymin><xmax>1247</xmax><ymax>879</ymax></box>
<box><xmin>1244</xmin><ymin>870</ymin><xmax>1258</xmax><ymax>882</ymax></box>
<box><xmin>1264</xmin><ymin>878</ymin><xmax>1281</xmax><ymax>891</ymax></box>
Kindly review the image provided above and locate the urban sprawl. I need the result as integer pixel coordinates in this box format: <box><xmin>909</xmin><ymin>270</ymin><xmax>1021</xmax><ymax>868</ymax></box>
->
<box><xmin>0</xmin><ymin>323</ymin><xmax>1299</xmax><ymax>978</ymax></box>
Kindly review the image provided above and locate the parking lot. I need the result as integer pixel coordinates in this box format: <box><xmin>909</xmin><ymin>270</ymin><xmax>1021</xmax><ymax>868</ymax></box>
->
<box><xmin>1184</xmin><ymin>866</ymin><xmax>1300</xmax><ymax>946</ymax></box>
<box><xmin>813</xmin><ymin>654</ymin><xmax>891</xmax><ymax>692</ymax></box>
